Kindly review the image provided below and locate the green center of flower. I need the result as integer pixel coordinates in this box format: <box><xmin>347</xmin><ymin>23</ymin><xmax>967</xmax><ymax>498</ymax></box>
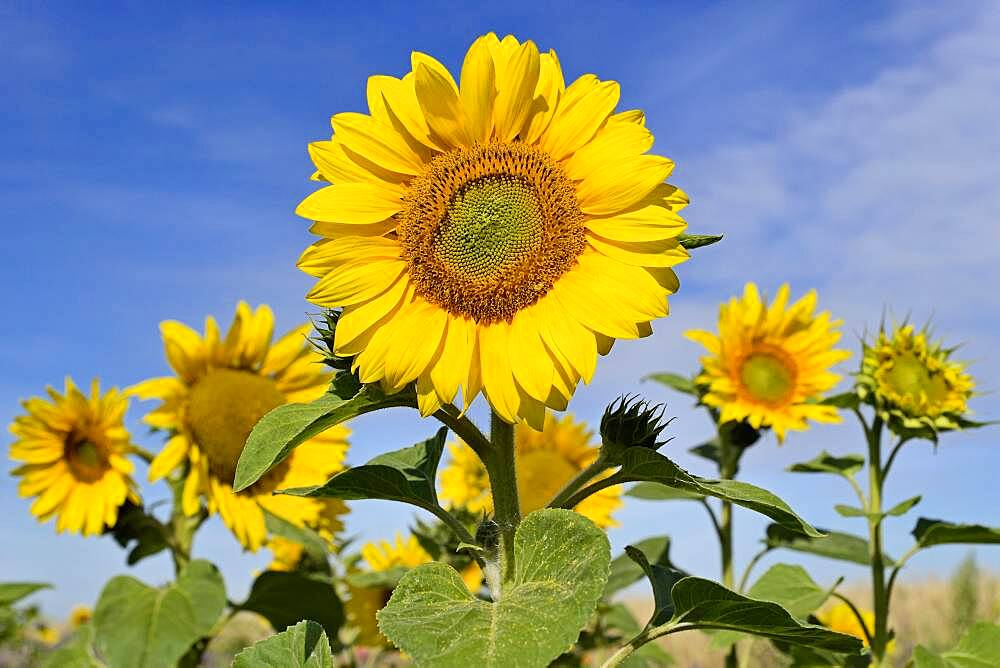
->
<box><xmin>516</xmin><ymin>449</ymin><xmax>578</xmax><ymax>515</ymax></box>
<box><xmin>187</xmin><ymin>368</ymin><xmax>286</xmax><ymax>486</ymax></box>
<box><xmin>435</xmin><ymin>175</ymin><xmax>544</xmax><ymax>282</ymax></box>
<box><xmin>66</xmin><ymin>438</ymin><xmax>108</xmax><ymax>481</ymax></box>
<box><xmin>740</xmin><ymin>352</ymin><xmax>796</xmax><ymax>404</ymax></box>
<box><xmin>885</xmin><ymin>352</ymin><xmax>948</xmax><ymax>405</ymax></box>
<box><xmin>398</xmin><ymin>142</ymin><xmax>585</xmax><ymax>324</ymax></box>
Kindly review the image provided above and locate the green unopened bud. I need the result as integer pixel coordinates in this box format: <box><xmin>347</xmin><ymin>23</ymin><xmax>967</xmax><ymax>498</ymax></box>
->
<box><xmin>600</xmin><ymin>395</ymin><xmax>673</xmax><ymax>464</ymax></box>
<box><xmin>310</xmin><ymin>309</ymin><xmax>352</xmax><ymax>372</ymax></box>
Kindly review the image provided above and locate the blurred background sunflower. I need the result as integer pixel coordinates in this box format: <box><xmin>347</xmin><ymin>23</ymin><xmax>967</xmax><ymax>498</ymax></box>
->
<box><xmin>129</xmin><ymin>302</ymin><xmax>350</xmax><ymax>551</ymax></box>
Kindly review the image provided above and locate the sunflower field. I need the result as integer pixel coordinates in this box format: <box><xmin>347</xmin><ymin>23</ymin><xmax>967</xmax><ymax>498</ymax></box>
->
<box><xmin>3</xmin><ymin>7</ymin><xmax>999</xmax><ymax>668</ymax></box>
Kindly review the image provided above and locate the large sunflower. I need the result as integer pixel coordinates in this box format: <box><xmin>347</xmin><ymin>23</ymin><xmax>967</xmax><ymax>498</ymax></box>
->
<box><xmin>296</xmin><ymin>32</ymin><xmax>689</xmax><ymax>428</ymax></box>
<box><xmin>9</xmin><ymin>378</ymin><xmax>138</xmax><ymax>536</ymax></box>
<box><xmin>858</xmin><ymin>323</ymin><xmax>974</xmax><ymax>433</ymax></box>
<box><xmin>686</xmin><ymin>283</ymin><xmax>850</xmax><ymax>441</ymax></box>
<box><xmin>129</xmin><ymin>302</ymin><xmax>350</xmax><ymax>551</ymax></box>
<box><xmin>439</xmin><ymin>413</ymin><xmax>622</xmax><ymax>527</ymax></box>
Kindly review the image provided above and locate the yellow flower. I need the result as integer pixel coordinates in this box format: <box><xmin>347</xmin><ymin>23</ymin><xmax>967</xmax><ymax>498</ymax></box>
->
<box><xmin>859</xmin><ymin>323</ymin><xmax>974</xmax><ymax>433</ymax></box>
<box><xmin>440</xmin><ymin>413</ymin><xmax>622</xmax><ymax>527</ymax></box>
<box><xmin>9</xmin><ymin>378</ymin><xmax>139</xmax><ymax>536</ymax></box>
<box><xmin>686</xmin><ymin>283</ymin><xmax>851</xmax><ymax>441</ymax></box>
<box><xmin>266</xmin><ymin>537</ymin><xmax>305</xmax><ymax>572</ymax></box>
<box><xmin>346</xmin><ymin>533</ymin><xmax>433</xmax><ymax>647</ymax></box>
<box><xmin>27</xmin><ymin>623</ymin><xmax>61</xmax><ymax>647</ymax></box>
<box><xmin>816</xmin><ymin>602</ymin><xmax>894</xmax><ymax>654</ymax></box>
<box><xmin>296</xmin><ymin>33</ymin><xmax>689</xmax><ymax>429</ymax></box>
<box><xmin>68</xmin><ymin>605</ymin><xmax>92</xmax><ymax>629</ymax></box>
<box><xmin>129</xmin><ymin>302</ymin><xmax>350</xmax><ymax>551</ymax></box>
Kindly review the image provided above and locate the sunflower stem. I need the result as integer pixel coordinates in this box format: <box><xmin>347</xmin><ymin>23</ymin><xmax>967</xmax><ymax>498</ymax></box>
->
<box><xmin>485</xmin><ymin>412</ymin><xmax>520</xmax><ymax>591</ymax></box>
<box><xmin>546</xmin><ymin>456</ymin><xmax>609</xmax><ymax>510</ymax></box>
<box><xmin>717</xmin><ymin>422</ymin><xmax>738</xmax><ymax>668</ymax></box>
<box><xmin>865</xmin><ymin>414</ymin><xmax>890</xmax><ymax>662</ymax></box>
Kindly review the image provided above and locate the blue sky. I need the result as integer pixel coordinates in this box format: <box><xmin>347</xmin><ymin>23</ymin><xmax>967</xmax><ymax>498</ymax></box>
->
<box><xmin>2</xmin><ymin>1</ymin><xmax>998</xmax><ymax>618</ymax></box>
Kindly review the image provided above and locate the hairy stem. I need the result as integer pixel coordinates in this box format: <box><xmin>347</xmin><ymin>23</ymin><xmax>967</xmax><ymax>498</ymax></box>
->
<box><xmin>485</xmin><ymin>412</ymin><xmax>520</xmax><ymax>591</ymax></box>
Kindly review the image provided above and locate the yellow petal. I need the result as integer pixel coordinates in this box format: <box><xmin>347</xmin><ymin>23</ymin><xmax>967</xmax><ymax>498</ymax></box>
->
<box><xmin>148</xmin><ymin>434</ymin><xmax>189</xmax><ymax>482</ymax></box>
<box><xmin>296</xmin><ymin>183</ymin><xmax>404</xmax><ymax>225</ymax></box>
<box><xmin>296</xmin><ymin>236</ymin><xmax>400</xmax><ymax>278</ymax></box>
<box><xmin>331</xmin><ymin>112</ymin><xmax>425</xmax><ymax>176</ymax></box>
<box><xmin>587</xmin><ymin>233</ymin><xmax>690</xmax><ymax>268</ymax></box>
<box><xmin>308</xmin><ymin>139</ymin><xmax>407</xmax><ymax>186</ymax></box>
<box><xmin>460</xmin><ymin>36</ymin><xmax>496</xmax><ymax>144</ymax></box>
<box><xmin>126</xmin><ymin>376</ymin><xmax>185</xmax><ymax>400</ymax></box>
<box><xmin>381</xmin><ymin>299</ymin><xmax>448</xmax><ymax>391</ymax></box>
<box><xmin>586</xmin><ymin>189</ymin><xmax>687</xmax><ymax>242</ymax></box>
<box><xmin>416</xmin><ymin>373</ymin><xmax>443</xmax><ymax>417</ymax></box>
<box><xmin>507</xmin><ymin>307</ymin><xmax>553</xmax><ymax>402</ymax></box>
<box><xmin>478</xmin><ymin>322</ymin><xmax>520</xmax><ymax>422</ymax></box>
<box><xmin>413</xmin><ymin>58</ymin><xmax>471</xmax><ymax>149</ymax></box>
<box><xmin>563</xmin><ymin>117</ymin><xmax>654</xmax><ymax>182</ymax></box>
<box><xmin>430</xmin><ymin>315</ymin><xmax>475</xmax><ymax>406</ymax></box>
<box><xmin>370</xmin><ymin>74</ymin><xmax>446</xmax><ymax>153</ymax></box>
<box><xmin>160</xmin><ymin>321</ymin><xmax>205</xmax><ymax>383</ymax></box>
<box><xmin>577</xmin><ymin>154</ymin><xmax>675</xmax><ymax>215</ymax></box>
<box><xmin>335</xmin><ymin>278</ymin><xmax>412</xmax><ymax>354</ymax></box>
<box><xmin>523</xmin><ymin>50</ymin><xmax>565</xmax><ymax>144</ymax></box>
<box><xmin>307</xmin><ymin>258</ymin><xmax>407</xmax><ymax>308</ymax></box>
<box><xmin>492</xmin><ymin>39</ymin><xmax>540</xmax><ymax>142</ymax></box>
<box><xmin>540</xmin><ymin>75</ymin><xmax>620</xmax><ymax>161</ymax></box>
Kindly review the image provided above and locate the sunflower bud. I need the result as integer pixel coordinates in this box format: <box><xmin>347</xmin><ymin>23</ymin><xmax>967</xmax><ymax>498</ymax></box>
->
<box><xmin>310</xmin><ymin>310</ymin><xmax>351</xmax><ymax>371</ymax></box>
<box><xmin>599</xmin><ymin>395</ymin><xmax>673</xmax><ymax>464</ymax></box>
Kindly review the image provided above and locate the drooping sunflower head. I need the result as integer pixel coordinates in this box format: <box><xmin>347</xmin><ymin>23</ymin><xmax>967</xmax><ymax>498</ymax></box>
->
<box><xmin>686</xmin><ymin>283</ymin><xmax>851</xmax><ymax>442</ymax></box>
<box><xmin>858</xmin><ymin>323</ymin><xmax>974</xmax><ymax>435</ymax></box>
<box><xmin>297</xmin><ymin>33</ymin><xmax>690</xmax><ymax>429</ymax></box>
<box><xmin>129</xmin><ymin>302</ymin><xmax>351</xmax><ymax>551</ymax></box>
<box><xmin>440</xmin><ymin>412</ymin><xmax>623</xmax><ymax>527</ymax></box>
<box><xmin>9</xmin><ymin>378</ymin><xmax>139</xmax><ymax>536</ymax></box>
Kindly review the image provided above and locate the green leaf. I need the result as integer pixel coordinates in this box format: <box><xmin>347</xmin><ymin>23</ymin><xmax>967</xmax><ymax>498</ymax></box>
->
<box><xmin>263</xmin><ymin>510</ymin><xmax>330</xmax><ymax>570</ymax></box>
<box><xmin>233</xmin><ymin>620</ymin><xmax>334</xmax><ymax>668</ymax></box>
<box><xmin>43</xmin><ymin>623</ymin><xmax>101</xmax><ymax>668</ymax></box>
<box><xmin>377</xmin><ymin>509</ymin><xmax>611</xmax><ymax>668</ymax></box>
<box><xmin>346</xmin><ymin>567</ymin><xmax>408</xmax><ymax>590</ymax></box>
<box><xmin>835</xmin><ymin>504</ymin><xmax>868</xmax><ymax>518</ymax></box>
<box><xmin>885</xmin><ymin>495</ymin><xmax>921</xmax><ymax>517</ymax></box>
<box><xmin>765</xmin><ymin>524</ymin><xmax>892</xmax><ymax>566</ymax></box>
<box><xmin>235</xmin><ymin>385</ymin><xmax>416</xmax><ymax>492</ymax></box>
<box><xmin>625</xmin><ymin>483</ymin><xmax>704</xmax><ymax>502</ymax></box>
<box><xmin>644</xmin><ymin>372</ymin><xmax>697</xmax><ymax>396</ymax></box>
<box><xmin>610</xmin><ymin>448</ymin><xmax>821</xmax><ymax>537</ymax></box>
<box><xmin>912</xmin><ymin>518</ymin><xmax>1000</xmax><ymax>548</ymax></box>
<box><xmin>606</xmin><ymin>538</ymin><xmax>677</xmax><ymax>599</ymax></box>
<box><xmin>107</xmin><ymin>500</ymin><xmax>169</xmax><ymax>566</ymax></box>
<box><xmin>787</xmin><ymin>451</ymin><xmax>865</xmax><ymax>478</ymax></box>
<box><xmin>668</xmin><ymin>578</ymin><xmax>862</xmax><ymax>652</ymax></box>
<box><xmin>911</xmin><ymin>622</ymin><xmax>1000</xmax><ymax>667</ymax></box>
<box><xmin>0</xmin><ymin>582</ymin><xmax>50</xmax><ymax>606</ymax></box>
<box><xmin>93</xmin><ymin>559</ymin><xmax>226</xmax><ymax>668</ymax></box>
<box><xmin>819</xmin><ymin>392</ymin><xmax>861</xmax><ymax>410</ymax></box>
<box><xmin>624</xmin><ymin>545</ymin><xmax>686</xmax><ymax>626</ymax></box>
<box><xmin>239</xmin><ymin>572</ymin><xmax>343</xmax><ymax>644</ymax></box>
<box><xmin>688</xmin><ymin>440</ymin><xmax>720</xmax><ymax>464</ymax></box>
<box><xmin>677</xmin><ymin>233</ymin><xmax>723</xmax><ymax>250</ymax></box>
<box><xmin>277</xmin><ymin>428</ymin><xmax>447</xmax><ymax>513</ymax></box>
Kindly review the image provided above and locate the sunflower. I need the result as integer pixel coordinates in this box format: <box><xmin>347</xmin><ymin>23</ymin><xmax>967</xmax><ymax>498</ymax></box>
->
<box><xmin>858</xmin><ymin>323</ymin><xmax>974</xmax><ymax>434</ymax></box>
<box><xmin>129</xmin><ymin>302</ymin><xmax>350</xmax><ymax>551</ymax></box>
<box><xmin>440</xmin><ymin>413</ymin><xmax>622</xmax><ymax>527</ymax></box>
<box><xmin>68</xmin><ymin>606</ymin><xmax>92</xmax><ymax>629</ymax></box>
<box><xmin>8</xmin><ymin>378</ymin><xmax>139</xmax><ymax>536</ymax></box>
<box><xmin>685</xmin><ymin>283</ymin><xmax>851</xmax><ymax>442</ymax></box>
<box><xmin>296</xmin><ymin>32</ymin><xmax>689</xmax><ymax>429</ymax></box>
<box><xmin>266</xmin><ymin>537</ymin><xmax>305</xmax><ymax>572</ymax></box>
<box><xmin>816</xmin><ymin>602</ymin><xmax>893</xmax><ymax>653</ymax></box>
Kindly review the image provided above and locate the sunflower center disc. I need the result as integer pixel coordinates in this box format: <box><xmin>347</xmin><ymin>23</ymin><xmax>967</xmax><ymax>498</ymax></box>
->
<box><xmin>187</xmin><ymin>368</ymin><xmax>286</xmax><ymax>486</ymax></box>
<box><xmin>516</xmin><ymin>449</ymin><xmax>578</xmax><ymax>516</ymax></box>
<box><xmin>885</xmin><ymin>351</ymin><xmax>947</xmax><ymax>406</ymax></box>
<box><xmin>740</xmin><ymin>352</ymin><xmax>796</xmax><ymax>404</ymax></box>
<box><xmin>66</xmin><ymin>439</ymin><xmax>108</xmax><ymax>482</ymax></box>
<box><xmin>398</xmin><ymin>142</ymin><xmax>586</xmax><ymax>324</ymax></box>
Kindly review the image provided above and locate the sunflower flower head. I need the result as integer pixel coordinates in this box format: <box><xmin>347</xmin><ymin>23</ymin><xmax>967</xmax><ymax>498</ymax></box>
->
<box><xmin>686</xmin><ymin>283</ymin><xmax>851</xmax><ymax>442</ymax></box>
<box><xmin>599</xmin><ymin>394</ymin><xmax>672</xmax><ymax>464</ymax></box>
<box><xmin>68</xmin><ymin>605</ymin><xmax>93</xmax><ymax>629</ymax></box>
<box><xmin>296</xmin><ymin>33</ymin><xmax>691</xmax><ymax>429</ymax></box>
<box><xmin>440</xmin><ymin>413</ymin><xmax>623</xmax><ymax>527</ymax></box>
<box><xmin>129</xmin><ymin>302</ymin><xmax>350</xmax><ymax>551</ymax></box>
<box><xmin>817</xmin><ymin>602</ymin><xmax>893</xmax><ymax>654</ymax></box>
<box><xmin>858</xmin><ymin>323</ymin><xmax>975</xmax><ymax>437</ymax></box>
<box><xmin>9</xmin><ymin>378</ymin><xmax>139</xmax><ymax>536</ymax></box>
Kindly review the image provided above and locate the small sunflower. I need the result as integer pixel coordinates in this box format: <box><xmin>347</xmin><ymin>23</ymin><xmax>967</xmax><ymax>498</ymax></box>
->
<box><xmin>9</xmin><ymin>378</ymin><xmax>139</xmax><ymax>536</ymax></box>
<box><xmin>296</xmin><ymin>32</ymin><xmax>690</xmax><ymax>429</ymax></box>
<box><xmin>129</xmin><ymin>302</ymin><xmax>350</xmax><ymax>551</ymax></box>
<box><xmin>68</xmin><ymin>606</ymin><xmax>92</xmax><ymax>629</ymax></box>
<box><xmin>816</xmin><ymin>602</ymin><xmax>893</xmax><ymax>653</ymax></box>
<box><xmin>858</xmin><ymin>323</ymin><xmax>974</xmax><ymax>434</ymax></box>
<box><xmin>346</xmin><ymin>533</ymin><xmax>432</xmax><ymax>647</ymax></box>
<box><xmin>686</xmin><ymin>283</ymin><xmax>851</xmax><ymax>442</ymax></box>
<box><xmin>440</xmin><ymin>413</ymin><xmax>623</xmax><ymax>527</ymax></box>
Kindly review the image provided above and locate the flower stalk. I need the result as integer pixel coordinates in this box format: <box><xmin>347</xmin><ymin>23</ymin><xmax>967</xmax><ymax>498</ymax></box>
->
<box><xmin>485</xmin><ymin>412</ymin><xmax>521</xmax><ymax>591</ymax></box>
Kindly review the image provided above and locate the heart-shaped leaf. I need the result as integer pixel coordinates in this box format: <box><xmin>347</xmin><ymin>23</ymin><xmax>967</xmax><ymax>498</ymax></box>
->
<box><xmin>235</xmin><ymin>385</ymin><xmax>416</xmax><ymax>492</ymax></box>
<box><xmin>911</xmin><ymin>622</ymin><xmax>1000</xmax><ymax>668</ymax></box>
<box><xmin>606</xmin><ymin>448</ymin><xmax>821</xmax><ymax>537</ymax></box>
<box><xmin>765</xmin><ymin>523</ymin><xmax>893</xmax><ymax>566</ymax></box>
<box><xmin>787</xmin><ymin>451</ymin><xmax>865</xmax><ymax>478</ymax></box>
<box><xmin>912</xmin><ymin>518</ymin><xmax>1000</xmax><ymax>548</ymax></box>
<box><xmin>605</xmin><ymin>536</ymin><xmax>681</xmax><ymax>598</ymax></box>
<box><xmin>377</xmin><ymin>509</ymin><xmax>611</xmax><ymax>668</ymax></box>
<box><xmin>233</xmin><ymin>620</ymin><xmax>334</xmax><ymax>668</ymax></box>
<box><xmin>93</xmin><ymin>559</ymin><xmax>226</xmax><ymax>668</ymax></box>
<box><xmin>0</xmin><ymin>582</ymin><xmax>50</xmax><ymax>606</ymax></box>
<box><xmin>239</xmin><ymin>572</ymin><xmax>343</xmax><ymax>643</ymax></box>
<box><xmin>277</xmin><ymin>428</ymin><xmax>447</xmax><ymax>512</ymax></box>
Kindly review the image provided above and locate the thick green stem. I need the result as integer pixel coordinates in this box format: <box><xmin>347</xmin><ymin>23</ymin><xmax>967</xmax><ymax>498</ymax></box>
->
<box><xmin>718</xmin><ymin>425</ymin><xmax>738</xmax><ymax>668</ymax></box>
<box><xmin>865</xmin><ymin>415</ymin><xmax>890</xmax><ymax>662</ymax></box>
<box><xmin>485</xmin><ymin>412</ymin><xmax>521</xmax><ymax>590</ymax></box>
<box><xmin>547</xmin><ymin>456</ymin><xmax>609</xmax><ymax>509</ymax></box>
